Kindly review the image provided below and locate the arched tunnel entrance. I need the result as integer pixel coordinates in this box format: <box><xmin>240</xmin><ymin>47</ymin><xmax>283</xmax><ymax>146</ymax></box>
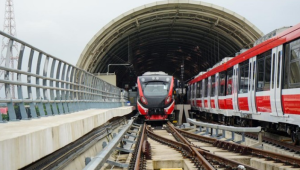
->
<box><xmin>77</xmin><ymin>1</ymin><xmax>263</xmax><ymax>89</ymax></box>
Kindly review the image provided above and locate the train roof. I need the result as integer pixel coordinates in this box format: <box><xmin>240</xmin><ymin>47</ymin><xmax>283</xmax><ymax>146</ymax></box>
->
<box><xmin>142</xmin><ymin>71</ymin><xmax>168</xmax><ymax>76</ymax></box>
<box><xmin>188</xmin><ymin>22</ymin><xmax>300</xmax><ymax>85</ymax></box>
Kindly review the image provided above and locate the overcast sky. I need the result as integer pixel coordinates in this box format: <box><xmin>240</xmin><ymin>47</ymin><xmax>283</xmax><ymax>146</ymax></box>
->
<box><xmin>1</xmin><ymin>0</ymin><xmax>300</xmax><ymax>66</ymax></box>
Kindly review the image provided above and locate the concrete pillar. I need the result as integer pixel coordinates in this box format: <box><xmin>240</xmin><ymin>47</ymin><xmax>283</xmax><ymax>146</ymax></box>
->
<box><xmin>175</xmin><ymin>104</ymin><xmax>191</xmax><ymax>125</ymax></box>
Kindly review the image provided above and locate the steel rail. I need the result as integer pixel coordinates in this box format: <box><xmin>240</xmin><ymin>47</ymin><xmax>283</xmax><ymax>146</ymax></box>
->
<box><xmin>146</xmin><ymin>125</ymin><xmax>215</xmax><ymax>170</ymax></box>
<box><xmin>213</xmin><ymin>139</ymin><xmax>300</xmax><ymax>166</ymax></box>
<box><xmin>166</xmin><ymin>122</ymin><xmax>215</xmax><ymax>170</ymax></box>
<box><xmin>245</xmin><ymin>132</ymin><xmax>300</xmax><ymax>153</ymax></box>
<box><xmin>195</xmin><ymin>148</ymin><xmax>256</xmax><ymax>170</ymax></box>
<box><xmin>175</xmin><ymin>127</ymin><xmax>217</xmax><ymax>144</ymax></box>
<box><xmin>174</xmin><ymin>125</ymin><xmax>300</xmax><ymax>167</ymax></box>
<box><xmin>134</xmin><ymin>123</ymin><xmax>146</xmax><ymax>170</ymax></box>
<box><xmin>83</xmin><ymin>119</ymin><xmax>134</xmax><ymax>170</ymax></box>
<box><xmin>166</xmin><ymin>122</ymin><xmax>257</xmax><ymax>170</ymax></box>
<box><xmin>146</xmin><ymin>126</ymin><xmax>194</xmax><ymax>158</ymax></box>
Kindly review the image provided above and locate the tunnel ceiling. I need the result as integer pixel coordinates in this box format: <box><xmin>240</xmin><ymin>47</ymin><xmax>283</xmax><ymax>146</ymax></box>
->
<box><xmin>77</xmin><ymin>1</ymin><xmax>263</xmax><ymax>88</ymax></box>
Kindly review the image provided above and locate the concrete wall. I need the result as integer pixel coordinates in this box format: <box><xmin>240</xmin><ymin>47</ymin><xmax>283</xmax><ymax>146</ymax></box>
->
<box><xmin>0</xmin><ymin>107</ymin><xmax>132</xmax><ymax>170</ymax></box>
<box><xmin>95</xmin><ymin>74</ymin><xmax>116</xmax><ymax>86</ymax></box>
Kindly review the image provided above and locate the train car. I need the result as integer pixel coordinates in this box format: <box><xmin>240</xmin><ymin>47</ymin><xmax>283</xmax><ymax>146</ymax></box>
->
<box><xmin>188</xmin><ymin>23</ymin><xmax>300</xmax><ymax>144</ymax></box>
<box><xmin>137</xmin><ymin>71</ymin><xmax>175</xmax><ymax>121</ymax></box>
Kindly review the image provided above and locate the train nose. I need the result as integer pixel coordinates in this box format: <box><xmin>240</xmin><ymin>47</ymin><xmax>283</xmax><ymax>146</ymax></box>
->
<box><xmin>149</xmin><ymin>108</ymin><xmax>164</xmax><ymax>115</ymax></box>
<box><xmin>144</xmin><ymin>96</ymin><xmax>165</xmax><ymax>107</ymax></box>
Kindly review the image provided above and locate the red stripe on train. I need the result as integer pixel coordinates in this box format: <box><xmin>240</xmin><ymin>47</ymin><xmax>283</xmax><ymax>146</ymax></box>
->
<box><xmin>218</xmin><ymin>99</ymin><xmax>227</xmax><ymax>109</ymax></box>
<box><xmin>204</xmin><ymin>99</ymin><xmax>208</xmax><ymax>108</ymax></box>
<box><xmin>225</xmin><ymin>98</ymin><xmax>233</xmax><ymax>110</ymax></box>
<box><xmin>282</xmin><ymin>94</ymin><xmax>300</xmax><ymax>114</ymax></box>
<box><xmin>210</xmin><ymin>99</ymin><xmax>215</xmax><ymax>108</ymax></box>
<box><xmin>256</xmin><ymin>96</ymin><xmax>271</xmax><ymax>113</ymax></box>
<box><xmin>196</xmin><ymin>100</ymin><xmax>202</xmax><ymax>107</ymax></box>
<box><xmin>238</xmin><ymin>97</ymin><xmax>249</xmax><ymax>111</ymax></box>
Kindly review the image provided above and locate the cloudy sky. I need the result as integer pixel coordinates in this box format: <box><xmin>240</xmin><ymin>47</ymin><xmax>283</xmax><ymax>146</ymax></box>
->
<box><xmin>1</xmin><ymin>0</ymin><xmax>300</xmax><ymax>66</ymax></box>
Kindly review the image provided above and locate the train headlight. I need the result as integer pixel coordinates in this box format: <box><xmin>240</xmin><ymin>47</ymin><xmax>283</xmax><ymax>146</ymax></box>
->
<box><xmin>140</xmin><ymin>96</ymin><xmax>148</xmax><ymax>105</ymax></box>
<box><xmin>165</xmin><ymin>96</ymin><xmax>172</xmax><ymax>105</ymax></box>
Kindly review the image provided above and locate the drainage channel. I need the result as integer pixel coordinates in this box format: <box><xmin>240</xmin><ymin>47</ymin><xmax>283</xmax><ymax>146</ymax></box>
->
<box><xmin>83</xmin><ymin>118</ymin><xmax>145</xmax><ymax>170</ymax></box>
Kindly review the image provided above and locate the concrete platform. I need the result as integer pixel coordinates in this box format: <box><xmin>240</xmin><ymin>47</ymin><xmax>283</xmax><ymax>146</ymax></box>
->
<box><xmin>0</xmin><ymin>106</ymin><xmax>132</xmax><ymax>170</ymax></box>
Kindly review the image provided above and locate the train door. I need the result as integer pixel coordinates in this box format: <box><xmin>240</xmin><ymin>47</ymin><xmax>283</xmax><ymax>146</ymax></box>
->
<box><xmin>201</xmin><ymin>80</ymin><xmax>205</xmax><ymax>109</ymax></box>
<box><xmin>210</xmin><ymin>75</ymin><xmax>216</xmax><ymax>109</ymax></box>
<box><xmin>191</xmin><ymin>83</ymin><xmax>195</xmax><ymax>107</ymax></box>
<box><xmin>270</xmin><ymin>45</ymin><xmax>284</xmax><ymax>116</ymax></box>
<box><xmin>215</xmin><ymin>73</ymin><xmax>219</xmax><ymax>110</ymax></box>
<box><xmin>207</xmin><ymin>76</ymin><xmax>211</xmax><ymax>109</ymax></box>
<box><xmin>193</xmin><ymin>83</ymin><xmax>197</xmax><ymax>107</ymax></box>
<box><xmin>233</xmin><ymin>64</ymin><xmax>239</xmax><ymax>112</ymax></box>
<box><xmin>196</xmin><ymin>82</ymin><xmax>202</xmax><ymax>109</ymax></box>
<box><xmin>248</xmin><ymin>58</ymin><xmax>257</xmax><ymax>113</ymax></box>
<box><xmin>225</xmin><ymin>68</ymin><xmax>234</xmax><ymax>111</ymax></box>
<box><xmin>187</xmin><ymin>85</ymin><xmax>190</xmax><ymax>104</ymax></box>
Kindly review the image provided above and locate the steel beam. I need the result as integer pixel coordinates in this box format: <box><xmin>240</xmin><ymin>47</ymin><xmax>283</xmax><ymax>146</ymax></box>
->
<box><xmin>188</xmin><ymin>118</ymin><xmax>261</xmax><ymax>133</ymax></box>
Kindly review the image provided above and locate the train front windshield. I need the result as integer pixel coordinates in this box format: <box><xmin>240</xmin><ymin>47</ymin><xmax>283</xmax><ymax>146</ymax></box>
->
<box><xmin>143</xmin><ymin>82</ymin><xmax>169</xmax><ymax>96</ymax></box>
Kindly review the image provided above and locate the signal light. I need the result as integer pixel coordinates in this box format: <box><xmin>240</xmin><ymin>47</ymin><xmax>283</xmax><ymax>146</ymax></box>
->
<box><xmin>140</xmin><ymin>96</ymin><xmax>148</xmax><ymax>105</ymax></box>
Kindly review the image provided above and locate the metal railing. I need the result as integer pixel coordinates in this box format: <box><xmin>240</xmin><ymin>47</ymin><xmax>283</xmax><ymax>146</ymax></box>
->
<box><xmin>0</xmin><ymin>31</ymin><xmax>128</xmax><ymax>122</ymax></box>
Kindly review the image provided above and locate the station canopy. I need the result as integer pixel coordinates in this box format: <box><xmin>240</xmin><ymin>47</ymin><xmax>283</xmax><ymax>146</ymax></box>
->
<box><xmin>77</xmin><ymin>1</ymin><xmax>263</xmax><ymax>88</ymax></box>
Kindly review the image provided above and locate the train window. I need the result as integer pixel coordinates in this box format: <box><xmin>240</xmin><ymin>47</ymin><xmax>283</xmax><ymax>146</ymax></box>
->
<box><xmin>187</xmin><ymin>85</ymin><xmax>190</xmax><ymax>100</ymax></box>
<box><xmin>219</xmin><ymin>71</ymin><xmax>226</xmax><ymax>96</ymax></box>
<box><xmin>189</xmin><ymin>85</ymin><xmax>191</xmax><ymax>99</ymax></box>
<box><xmin>256</xmin><ymin>50</ymin><xmax>272</xmax><ymax>91</ymax></box>
<box><xmin>277</xmin><ymin>52</ymin><xmax>281</xmax><ymax>88</ymax></box>
<box><xmin>204</xmin><ymin>78</ymin><xmax>208</xmax><ymax>97</ymax></box>
<box><xmin>257</xmin><ymin>57</ymin><xmax>264</xmax><ymax>91</ymax></box>
<box><xmin>200</xmin><ymin>81</ymin><xmax>203</xmax><ymax>97</ymax></box>
<box><xmin>239</xmin><ymin>60</ymin><xmax>249</xmax><ymax>94</ymax></box>
<box><xmin>289</xmin><ymin>61</ymin><xmax>300</xmax><ymax>84</ymax></box>
<box><xmin>253</xmin><ymin>61</ymin><xmax>256</xmax><ymax>90</ymax></box>
<box><xmin>196</xmin><ymin>82</ymin><xmax>201</xmax><ymax>98</ymax></box>
<box><xmin>265</xmin><ymin>55</ymin><xmax>272</xmax><ymax>90</ymax></box>
<box><xmin>291</xmin><ymin>47</ymin><xmax>300</xmax><ymax>61</ymax></box>
<box><xmin>226</xmin><ymin>68</ymin><xmax>233</xmax><ymax>95</ymax></box>
<box><xmin>191</xmin><ymin>84</ymin><xmax>194</xmax><ymax>98</ymax></box>
<box><xmin>289</xmin><ymin>42</ymin><xmax>300</xmax><ymax>86</ymax></box>
<box><xmin>143</xmin><ymin>82</ymin><xmax>169</xmax><ymax>96</ymax></box>
<box><xmin>211</xmin><ymin>76</ymin><xmax>215</xmax><ymax>96</ymax></box>
<box><xmin>249</xmin><ymin>63</ymin><xmax>251</xmax><ymax>91</ymax></box>
<box><xmin>272</xmin><ymin>54</ymin><xmax>276</xmax><ymax>89</ymax></box>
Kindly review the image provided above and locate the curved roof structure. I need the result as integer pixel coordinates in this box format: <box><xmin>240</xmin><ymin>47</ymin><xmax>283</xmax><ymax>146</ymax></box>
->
<box><xmin>77</xmin><ymin>0</ymin><xmax>263</xmax><ymax>87</ymax></box>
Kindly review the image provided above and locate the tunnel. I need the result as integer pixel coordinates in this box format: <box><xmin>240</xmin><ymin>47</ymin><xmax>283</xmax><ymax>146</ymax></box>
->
<box><xmin>76</xmin><ymin>1</ymin><xmax>263</xmax><ymax>89</ymax></box>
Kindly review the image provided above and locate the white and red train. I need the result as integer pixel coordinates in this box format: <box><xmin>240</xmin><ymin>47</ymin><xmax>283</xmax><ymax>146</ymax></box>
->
<box><xmin>188</xmin><ymin>23</ymin><xmax>300</xmax><ymax>143</ymax></box>
<box><xmin>137</xmin><ymin>72</ymin><xmax>175</xmax><ymax>121</ymax></box>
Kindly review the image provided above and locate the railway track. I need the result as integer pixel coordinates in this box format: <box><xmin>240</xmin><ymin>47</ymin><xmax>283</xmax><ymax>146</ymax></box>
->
<box><xmin>174</xmin><ymin>123</ymin><xmax>300</xmax><ymax>169</ymax></box>
<box><xmin>139</xmin><ymin>121</ymin><xmax>300</xmax><ymax>170</ymax></box>
<box><xmin>21</xmin><ymin>117</ymin><xmax>126</xmax><ymax>170</ymax></box>
<box><xmin>128</xmin><ymin>123</ymin><xmax>148</xmax><ymax>170</ymax></box>
<box><xmin>21</xmin><ymin>116</ymin><xmax>300</xmax><ymax>170</ymax></box>
<box><xmin>196</xmin><ymin>117</ymin><xmax>300</xmax><ymax>154</ymax></box>
<box><xmin>244</xmin><ymin>132</ymin><xmax>300</xmax><ymax>153</ymax></box>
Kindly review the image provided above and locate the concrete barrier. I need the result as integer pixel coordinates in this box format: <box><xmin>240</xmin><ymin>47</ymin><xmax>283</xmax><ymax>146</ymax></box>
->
<box><xmin>0</xmin><ymin>106</ymin><xmax>132</xmax><ymax>170</ymax></box>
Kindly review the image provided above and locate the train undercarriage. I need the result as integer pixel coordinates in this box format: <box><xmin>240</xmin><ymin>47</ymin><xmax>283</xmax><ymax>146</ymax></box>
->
<box><xmin>191</xmin><ymin>109</ymin><xmax>300</xmax><ymax>145</ymax></box>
